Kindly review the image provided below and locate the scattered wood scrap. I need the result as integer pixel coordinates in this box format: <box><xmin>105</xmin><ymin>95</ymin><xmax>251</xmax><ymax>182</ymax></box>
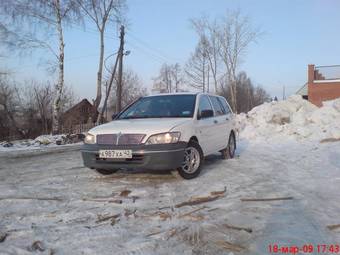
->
<box><xmin>224</xmin><ymin>223</ymin><xmax>252</xmax><ymax>233</ymax></box>
<box><xmin>175</xmin><ymin>189</ymin><xmax>226</xmax><ymax>208</ymax></box>
<box><xmin>0</xmin><ymin>233</ymin><xmax>8</xmax><ymax>243</ymax></box>
<box><xmin>320</xmin><ymin>137</ymin><xmax>340</xmax><ymax>143</ymax></box>
<box><xmin>179</xmin><ymin>207</ymin><xmax>206</xmax><ymax>218</ymax></box>
<box><xmin>210</xmin><ymin>187</ymin><xmax>227</xmax><ymax>196</ymax></box>
<box><xmin>158</xmin><ymin>212</ymin><xmax>172</xmax><ymax>221</ymax></box>
<box><xmin>119</xmin><ymin>190</ymin><xmax>131</xmax><ymax>197</ymax></box>
<box><xmin>96</xmin><ymin>213</ymin><xmax>120</xmax><ymax>225</ymax></box>
<box><xmin>215</xmin><ymin>240</ymin><xmax>245</xmax><ymax>252</ymax></box>
<box><xmin>241</xmin><ymin>196</ymin><xmax>294</xmax><ymax>202</ymax></box>
<box><xmin>82</xmin><ymin>198</ymin><xmax>123</xmax><ymax>204</ymax></box>
<box><xmin>0</xmin><ymin>197</ymin><xmax>63</xmax><ymax>202</ymax></box>
<box><xmin>327</xmin><ymin>224</ymin><xmax>340</xmax><ymax>231</ymax></box>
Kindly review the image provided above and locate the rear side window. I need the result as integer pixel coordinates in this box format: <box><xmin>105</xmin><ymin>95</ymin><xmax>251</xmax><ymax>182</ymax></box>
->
<box><xmin>217</xmin><ymin>97</ymin><xmax>232</xmax><ymax>114</ymax></box>
<box><xmin>209</xmin><ymin>96</ymin><xmax>225</xmax><ymax>116</ymax></box>
<box><xmin>198</xmin><ymin>95</ymin><xmax>213</xmax><ymax>117</ymax></box>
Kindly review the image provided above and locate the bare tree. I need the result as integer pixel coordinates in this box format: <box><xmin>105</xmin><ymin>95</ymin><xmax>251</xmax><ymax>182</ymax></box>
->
<box><xmin>191</xmin><ymin>16</ymin><xmax>221</xmax><ymax>93</ymax></box>
<box><xmin>0</xmin><ymin>75</ymin><xmax>23</xmax><ymax>138</ymax></box>
<box><xmin>77</xmin><ymin>0</ymin><xmax>126</xmax><ymax>121</ymax></box>
<box><xmin>31</xmin><ymin>82</ymin><xmax>53</xmax><ymax>134</ymax></box>
<box><xmin>1</xmin><ymin>0</ymin><xmax>81</xmax><ymax>133</ymax></box>
<box><xmin>219</xmin><ymin>71</ymin><xmax>270</xmax><ymax>113</ymax></box>
<box><xmin>152</xmin><ymin>63</ymin><xmax>183</xmax><ymax>93</ymax></box>
<box><xmin>185</xmin><ymin>37</ymin><xmax>210</xmax><ymax>92</ymax></box>
<box><xmin>217</xmin><ymin>10</ymin><xmax>260</xmax><ymax>112</ymax></box>
<box><xmin>108</xmin><ymin>69</ymin><xmax>146</xmax><ymax>113</ymax></box>
<box><xmin>253</xmin><ymin>86</ymin><xmax>270</xmax><ymax>107</ymax></box>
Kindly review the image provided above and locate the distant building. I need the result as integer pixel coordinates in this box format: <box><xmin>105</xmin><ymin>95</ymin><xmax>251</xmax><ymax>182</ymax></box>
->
<box><xmin>307</xmin><ymin>64</ymin><xmax>340</xmax><ymax>106</ymax></box>
<box><xmin>61</xmin><ymin>99</ymin><xmax>98</xmax><ymax>128</ymax></box>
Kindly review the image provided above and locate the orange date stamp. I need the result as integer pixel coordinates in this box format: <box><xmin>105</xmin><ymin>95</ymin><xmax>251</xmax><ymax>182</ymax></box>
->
<box><xmin>268</xmin><ymin>244</ymin><xmax>340</xmax><ymax>254</ymax></box>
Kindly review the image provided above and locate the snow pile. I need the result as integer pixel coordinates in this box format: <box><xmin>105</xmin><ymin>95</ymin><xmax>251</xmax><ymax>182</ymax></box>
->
<box><xmin>236</xmin><ymin>95</ymin><xmax>340</xmax><ymax>141</ymax></box>
<box><xmin>0</xmin><ymin>134</ymin><xmax>84</xmax><ymax>151</ymax></box>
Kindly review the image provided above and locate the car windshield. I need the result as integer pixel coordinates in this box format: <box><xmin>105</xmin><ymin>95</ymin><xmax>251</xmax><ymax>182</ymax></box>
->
<box><xmin>118</xmin><ymin>94</ymin><xmax>196</xmax><ymax>119</ymax></box>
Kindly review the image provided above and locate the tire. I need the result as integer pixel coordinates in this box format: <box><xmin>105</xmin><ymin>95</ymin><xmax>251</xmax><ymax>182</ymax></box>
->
<box><xmin>176</xmin><ymin>141</ymin><xmax>204</xmax><ymax>179</ymax></box>
<box><xmin>221</xmin><ymin>132</ymin><xmax>236</xmax><ymax>159</ymax></box>
<box><xmin>95</xmin><ymin>168</ymin><xmax>118</xmax><ymax>175</ymax></box>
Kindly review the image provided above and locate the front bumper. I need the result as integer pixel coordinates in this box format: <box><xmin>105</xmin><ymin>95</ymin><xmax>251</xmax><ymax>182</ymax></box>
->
<box><xmin>81</xmin><ymin>142</ymin><xmax>187</xmax><ymax>171</ymax></box>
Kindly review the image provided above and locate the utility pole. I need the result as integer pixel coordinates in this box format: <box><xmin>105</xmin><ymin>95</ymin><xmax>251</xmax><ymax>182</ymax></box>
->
<box><xmin>282</xmin><ymin>84</ymin><xmax>286</xmax><ymax>100</ymax></box>
<box><xmin>116</xmin><ymin>25</ymin><xmax>125</xmax><ymax>113</ymax></box>
<box><xmin>99</xmin><ymin>53</ymin><xmax>119</xmax><ymax>122</ymax></box>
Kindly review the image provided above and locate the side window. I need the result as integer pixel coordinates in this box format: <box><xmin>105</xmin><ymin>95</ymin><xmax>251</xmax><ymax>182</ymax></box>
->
<box><xmin>217</xmin><ymin>97</ymin><xmax>232</xmax><ymax>114</ymax></box>
<box><xmin>198</xmin><ymin>95</ymin><xmax>213</xmax><ymax>118</ymax></box>
<box><xmin>209</xmin><ymin>96</ymin><xmax>225</xmax><ymax>116</ymax></box>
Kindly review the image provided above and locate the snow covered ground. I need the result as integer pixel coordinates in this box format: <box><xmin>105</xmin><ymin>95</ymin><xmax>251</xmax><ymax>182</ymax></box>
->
<box><xmin>0</xmin><ymin>97</ymin><xmax>339</xmax><ymax>254</ymax></box>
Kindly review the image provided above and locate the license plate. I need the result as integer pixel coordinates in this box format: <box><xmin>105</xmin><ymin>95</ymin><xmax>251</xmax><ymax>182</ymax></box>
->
<box><xmin>99</xmin><ymin>150</ymin><xmax>132</xmax><ymax>159</ymax></box>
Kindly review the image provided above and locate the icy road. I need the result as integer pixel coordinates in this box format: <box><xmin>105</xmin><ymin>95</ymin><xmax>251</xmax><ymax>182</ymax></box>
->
<box><xmin>0</xmin><ymin>140</ymin><xmax>340</xmax><ymax>255</ymax></box>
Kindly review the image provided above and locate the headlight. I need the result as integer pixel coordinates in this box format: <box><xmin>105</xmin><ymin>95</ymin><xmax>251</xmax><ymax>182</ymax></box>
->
<box><xmin>84</xmin><ymin>133</ymin><xmax>95</xmax><ymax>144</ymax></box>
<box><xmin>145</xmin><ymin>132</ymin><xmax>181</xmax><ymax>145</ymax></box>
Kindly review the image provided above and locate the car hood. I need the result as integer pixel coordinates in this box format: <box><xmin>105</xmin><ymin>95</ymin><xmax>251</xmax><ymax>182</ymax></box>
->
<box><xmin>89</xmin><ymin>118</ymin><xmax>191</xmax><ymax>137</ymax></box>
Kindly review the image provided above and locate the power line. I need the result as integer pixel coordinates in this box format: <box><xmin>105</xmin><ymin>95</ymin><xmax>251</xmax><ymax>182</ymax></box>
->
<box><xmin>126</xmin><ymin>40</ymin><xmax>166</xmax><ymax>65</ymax></box>
<box><xmin>125</xmin><ymin>28</ymin><xmax>181</xmax><ymax>63</ymax></box>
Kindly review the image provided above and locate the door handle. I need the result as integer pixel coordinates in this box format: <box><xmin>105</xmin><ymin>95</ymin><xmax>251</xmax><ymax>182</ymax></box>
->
<box><xmin>214</xmin><ymin>120</ymin><xmax>218</xmax><ymax>124</ymax></box>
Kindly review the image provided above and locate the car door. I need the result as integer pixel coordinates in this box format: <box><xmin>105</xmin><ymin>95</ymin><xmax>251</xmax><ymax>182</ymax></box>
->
<box><xmin>208</xmin><ymin>95</ymin><xmax>230</xmax><ymax>151</ymax></box>
<box><xmin>217</xmin><ymin>96</ymin><xmax>233</xmax><ymax>147</ymax></box>
<box><xmin>195</xmin><ymin>95</ymin><xmax>218</xmax><ymax>155</ymax></box>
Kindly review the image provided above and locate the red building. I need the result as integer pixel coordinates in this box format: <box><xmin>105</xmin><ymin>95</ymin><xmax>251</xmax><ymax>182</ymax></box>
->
<box><xmin>307</xmin><ymin>64</ymin><xmax>340</xmax><ymax>106</ymax></box>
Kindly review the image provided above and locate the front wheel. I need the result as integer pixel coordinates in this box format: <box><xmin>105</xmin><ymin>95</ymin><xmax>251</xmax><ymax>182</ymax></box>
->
<box><xmin>95</xmin><ymin>169</ymin><xmax>118</xmax><ymax>175</ymax></box>
<box><xmin>176</xmin><ymin>141</ymin><xmax>204</xmax><ymax>179</ymax></box>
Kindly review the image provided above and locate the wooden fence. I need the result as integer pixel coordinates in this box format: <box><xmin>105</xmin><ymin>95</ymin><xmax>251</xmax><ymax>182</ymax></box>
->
<box><xmin>60</xmin><ymin>122</ymin><xmax>98</xmax><ymax>135</ymax></box>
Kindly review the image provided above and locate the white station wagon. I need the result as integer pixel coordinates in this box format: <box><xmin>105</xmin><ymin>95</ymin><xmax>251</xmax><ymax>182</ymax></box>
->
<box><xmin>81</xmin><ymin>93</ymin><xmax>236</xmax><ymax>179</ymax></box>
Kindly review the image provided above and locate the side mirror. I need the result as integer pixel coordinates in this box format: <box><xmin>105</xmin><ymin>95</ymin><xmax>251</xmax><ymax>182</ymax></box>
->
<box><xmin>199</xmin><ymin>109</ymin><xmax>214</xmax><ymax>119</ymax></box>
<box><xmin>111</xmin><ymin>114</ymin><xmax>118</xmax><ymax>120</ymax></box>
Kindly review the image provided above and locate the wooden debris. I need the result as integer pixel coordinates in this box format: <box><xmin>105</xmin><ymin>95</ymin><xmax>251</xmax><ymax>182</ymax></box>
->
<box><xmin>215</xmin><ymin>240</ymin><xmax>245</xmax><ymax>252</ymax></box>
<box><xmin>119</xmin><ymin>190</ymin><xmax>131</xmax><ymax>197</ymax></box>
<box><xmin>82</xmin><ymin>198</ymin><xmax>123</xmax><ymax>204</ymax></box>
<box><xmin>158</xmin><ymin>206</ymin><xmax>171</xmax><ymax>210</ymax></box>
<box><xmin>327</xmin><ymin>224</ymin><xmax>340</xmax><ymax>231</ymax></box>
<box><xmin>0</xmin><ymin>233</ymin><xmax>8</xmax><ymax>243</ymax></box>
<box><xmin>158</xmin><ymin>212</ymin><xmax>172</xmax><ymax>221</ymax></box>
<box><xmin>182</xmin><ymin>214</ymin><xmax>204</xmax><ymax>221</ymax></box>
<box><xmin>320</xmin><ymin>137</ymin><xmax>340</xmax><ymax>143</ymax></box>
<box><xmin>96</xmin><ymin>213</ymin><xmax>120</xmax><ymax>224</ymax></box>
<box><xmin>175</xmin><ymin>191</ymin><xmax>225</xmax><ymax>208</ymax></box>
<box><xmin>210</xmin><ymin>187</ymin><xmax>227</xmax><ymax>196</ymax></box>
<box><xmin>179</xmin><ymin>207</ymin><xmax>206</xmax><ymax>218</ymax></box>
<box><xmin>166</xmin><ymin>228</ymin><xmax>178</xmax><ymax>240</ymax></box>
<box><xmin>241</xmin><ymin>196</ymin><xmax>294</xmax><ymax>202</ymax></box>
<box><xmin>31</xmin><ymin>240</ymin><xmax>45</xmax><ymax>252</ymax></box>
<box><xmin>207</xmin><ymin>208</ymin><xmax>219</xmax><ymax>212</ymax></box>
<box><xmin>146</xmin><ymin>230</ymin><xmax>163</xmax><ymax>237</ymax></box>
<box><xmin>0</xmin><ymin>197</ymin><xmax>63</xmax><ymax>202</ymax></box>
<box><xmin>224</xmin><ymin>223</ymin><xmax>253</xmax><ymax>233</ymax></box>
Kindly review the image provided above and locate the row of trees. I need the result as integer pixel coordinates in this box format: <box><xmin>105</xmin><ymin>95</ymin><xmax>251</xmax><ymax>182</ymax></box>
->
<box><xmin>0</xmin><ymin>0</ymin><xmax>127</xmax><ymax>133</ymax></box>
<box><xmin>0</xmin><ymin>76</ymin><xmax>76</xmax><ymax>140</ymax></box>
<box><xmin>152</xmin><ymin>10</ymin><xmax>270</xmax><ymax>113</ymax></box>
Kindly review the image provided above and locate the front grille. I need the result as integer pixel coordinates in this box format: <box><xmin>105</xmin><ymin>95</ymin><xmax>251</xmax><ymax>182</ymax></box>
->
<box><xmin>96</xmin><ymin>134</ymin><xmax>145</xmax><ymax>145</ymax></box>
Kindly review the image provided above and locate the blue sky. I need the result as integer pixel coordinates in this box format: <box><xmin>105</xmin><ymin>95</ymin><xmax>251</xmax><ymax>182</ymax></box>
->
<box><xmin>6</xmin><ymin>0</ymin><xmax>340</xmax><ymax>101</ymax></box>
